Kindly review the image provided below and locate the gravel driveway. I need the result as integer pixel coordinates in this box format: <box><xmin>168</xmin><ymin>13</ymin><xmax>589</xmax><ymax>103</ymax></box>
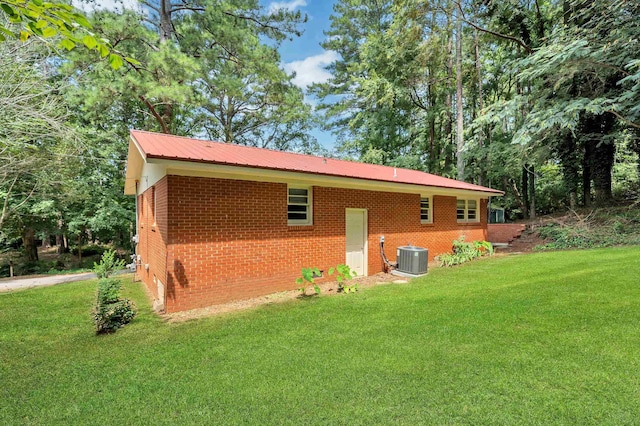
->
<box><xmin>0</xmin><ymin>272</ymin><xmax>97</xmax><ymax>293</ymax></box>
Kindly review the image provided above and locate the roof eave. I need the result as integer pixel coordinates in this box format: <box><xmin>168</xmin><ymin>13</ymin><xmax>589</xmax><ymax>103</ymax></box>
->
<box><xmin>146</xmin><ymin>156</ymin><xmax>503</xmax><ymax>198</ymax></box>
<box><xmin>124</xmin><ymin>135</ymin><xmax>148</xmax><ymax>195</ymax></box>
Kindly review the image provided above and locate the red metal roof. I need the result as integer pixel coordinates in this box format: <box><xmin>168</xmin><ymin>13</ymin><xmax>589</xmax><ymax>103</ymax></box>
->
<box><xmin>130</xmin><ymin>130</ymin><xmax>503</xmax><ymax>195</ymax></box>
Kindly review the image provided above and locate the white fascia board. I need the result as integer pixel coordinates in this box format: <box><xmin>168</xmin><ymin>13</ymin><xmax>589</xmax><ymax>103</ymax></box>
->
<box><xmin>124</xmin><ymin>138</ymin><xmax>147</xmax><ymax>195</ymax></box>
<box><xmin>147</xmin><ymin>158</ymin><xmax>500</xmax><ymax>199</ymax></box>
<box><xmin>125</xmin><ymin>136</ymin><xmax>169</xmax><ymax>196</ymax></box>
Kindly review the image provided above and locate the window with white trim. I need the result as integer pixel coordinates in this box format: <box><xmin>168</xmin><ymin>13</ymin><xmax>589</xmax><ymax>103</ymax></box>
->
<box><xmin>457</xmin><ymin>198</ymin><xmax>479</xmax><ymax>222</ymax></box>
<box><xmin>287</xmin><ymin>186</ymin><xmax>312</xmax><ymax>225</ymax></box>
<box><xmin>420</xmin><ymin>197</ymin><xmax>432</xmax><ymax>224</ymax></box>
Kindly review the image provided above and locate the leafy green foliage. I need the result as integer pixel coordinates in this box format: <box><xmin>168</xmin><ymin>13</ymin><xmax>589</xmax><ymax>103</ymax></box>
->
<box><xmin>534</xmin><ymin>207</ymin><xmax>640</xmax><ymax>251</ymax></box>
<box><xmin>0</xmin><ymin>38</ymin><xmax>80</xmax><ymax>252</ymax></box>
<box><xmin>329</xmin><ymin>264</ymin><xmax>358</xmax><ymax>293</ymax></box>
<box><xmin>295</xmin><ymin>264</ymin><xmax>358</xmax><ymax>295</ymax></box>
<box><xmin>93</xmin><ymin>277</ymin><xmax>136</xmax><ymax>334</ymax></box>
<box><xmin>311</xmin><ymin>0</ymin><xmax>433</xmax><ymax>172</ymax></box>
<box><xmin>95</xmin><ymin>278</ymin><xmax>122</xmax><ymax>305</ymax></box>
<box><xmin>63</xmin><ymin>3</ymin><xmax>313</xmax><ymax>147</ymax></box>
<box><xmin>93</xmin><ymin>249</ymin><xmax>125</xmax><ymax>279</ymax></box>
<box><xmin>438</xmin><ymin>237</ymin><xmax>494</xmax><ymax>267</ymax></box>
<box><xmin>0</xmin><ymin>0</ymin><xmax>127</xmax><ymax>68</ymax></box>
<box><xmin>295</xmin><ymin>267</ymin><xmax>322</xmax><ymax>295</ymax></box>
<box><xmin>314</xmin><ymin>0</ymin><xmax>639</xmax><ymax>216</ymax></box>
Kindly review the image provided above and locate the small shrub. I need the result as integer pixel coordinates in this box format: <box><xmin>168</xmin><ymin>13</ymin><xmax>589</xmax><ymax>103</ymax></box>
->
<box><xmin>438</xmin><ymin>237</ymin><xmax>494</xmax><ymax>267</ymax></box>
<box><xmin>329</xmin><ymin>264</ymin><xmax>358</xmax><ymax>293</ymax></box>
<box><xmin>295</xmin><ymin>264</ymin><xmax>358</xmax><ymax>295</ymax></box>
<box><xmin>94</xmin><ymin>249</ymin><xmax>126</xmax><ymax>279</ymax></box>
<box><xmin>438</xmin><ymin>252</ymin><xmax>464</xmax><ymax>267</ymax></box>
<box><xmin>93</xmin><ymin>257</ymin><xmax>135</xmax><ymax>334</ymax></box>
<box><xmin>96</xmin><ymin>278</ymin><xmax>122</xmax><ymax>305</ymax></box>
<box><xmin>93</xmin><ymin>277</ymin><xmax>137</xmax><ymax>334</ymax></box>
<box><xmin>296</xmin><ymin>267</ymin><xmax>322</xmax><ymax>295</ymax></box>
<box><xmin>473</xmin><ymin>240</ymin><xmax>495</xmax><ymax>255</ymax></box>
<box><xmin>93</xmin><ymin>299</ymin><xmax>137</xmax><ymax>334</ymax></box>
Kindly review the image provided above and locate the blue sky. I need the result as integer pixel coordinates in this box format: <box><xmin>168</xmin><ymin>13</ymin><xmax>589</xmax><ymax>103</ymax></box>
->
<box><xmin>263</xmin><ymin>0</ymin><xmax>338</xmax><ymax>149</ymax></box>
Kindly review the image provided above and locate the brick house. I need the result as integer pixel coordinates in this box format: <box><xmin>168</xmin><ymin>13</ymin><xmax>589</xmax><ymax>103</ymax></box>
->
<box><xmin>125</xmin><ymin>130</ymin><xmax>503</xmax><ymax>313</ymax></box>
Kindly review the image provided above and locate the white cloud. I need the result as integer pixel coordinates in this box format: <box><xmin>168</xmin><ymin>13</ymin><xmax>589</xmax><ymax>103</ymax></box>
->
<box><xmin>284</xmin><ymin>50</ymin><xmax>339</xmax><ymax>89</ymax></box>
<box><xmin>268</xmin><ymin>0</ymin><xmax>307</xmax><ymax>14</ymax></box>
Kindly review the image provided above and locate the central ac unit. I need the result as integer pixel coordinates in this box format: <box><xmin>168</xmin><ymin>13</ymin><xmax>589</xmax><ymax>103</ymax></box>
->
<box><xmin>396</xmin><ymin>246</ymin><xmax>428</xmax><ymax>275</ymax></box>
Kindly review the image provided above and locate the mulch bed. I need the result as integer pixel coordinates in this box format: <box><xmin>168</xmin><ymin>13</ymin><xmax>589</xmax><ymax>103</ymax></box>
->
<box><xmin>164</xmin><ymin>272</ymin><xmax>401</xmax><ymax>322</ymax></box>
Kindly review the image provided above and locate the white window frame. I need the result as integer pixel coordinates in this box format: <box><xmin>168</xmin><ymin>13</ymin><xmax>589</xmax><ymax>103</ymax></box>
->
<box><xmin>287</xmin><ymin>185</ymin><xmax>312</xmax><ymax>226</ymax></box>
<box><xmin>457</xmin><ymin>198</ymin><xmax>480</xmax><ymax>223</ymax></box>
<box><xmin>420</xmin><ymin>196</ymin><xmax>433</xmax><ymax>224</ymax></box>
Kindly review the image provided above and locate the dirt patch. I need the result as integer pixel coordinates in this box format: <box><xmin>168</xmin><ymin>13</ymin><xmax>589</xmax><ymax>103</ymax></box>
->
<box><xmin>164</xmin><ymin>272</ymin><xmax>399</xmax><ymax>322</ymax></box>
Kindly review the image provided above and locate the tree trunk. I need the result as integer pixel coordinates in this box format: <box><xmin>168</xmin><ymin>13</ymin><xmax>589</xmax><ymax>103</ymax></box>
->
<box><xmin>56</xmin><ymin>218</ymin><xmax>67</xmax><ymax>254</ymax></box>
<box><xmin>429</xmin><ymin>110</ymin><xmax>436</xmax><ymax>173</ymax></box>
<box><xmin>22</xmin><ymin>227</ymin><xmax>38</xmax><ymax>261</ymax></box>
<box><xmin>157</xmin><ymin>0</ymin><xmax>175</xmax><ymax>135</ymax></box>
<box><xmin>521</xmin><ymin>166</ymin><xmax>529</xmax><ymax>218</ymax></box>
<box><xmin>455</xmin><ymin>9</ymin><xmax>464</xmax><ymax>181</ymax></box>
<box><xmin>632</xmin><ymin>130</ymin><xmax>640</xmax><ymax>182</ymax></box>
<box><xmin>557</xmin><ymin>131</ymin><xmax>579</xmax><ymax>209</ymax></box>
<box><xmin>592</xmin><ymin>140</ymin><xmax>615</xmax><ymax>206</ymax></box>
<box><xmin>443</xmin><ymin>4</ymin><xmax>454</xmax><ymax>175</ymax></box>
<box><xmin>583</xmin><ymin>139</ymin><xmax>593</xmax><ymax>207</ymax></box>
<box><xmin>529</xmin><ymin>165</ymin><xmax>536</xmax><ymax>219</ymax></box>
<box><xmin>474</xmin><ymin>28</ymin><xmax>485</xmax><ymax>186</ymax></box>
<box><xmin>56</xmin><ymin>234</ymin><xmax>64</xmax><ymax>255</ymax></box>
<box><xmin>504</xmin><ymin>176</ymin><xmax>528</xmax><ymax>218</ymax></box>
<box><xmin>77</xmin><ymin>233</ymin><xmax>82</xmax><ymax>267</ymax></box>
<box><xmin>582</xmin><ymin>113</ymin><xmax>615</xmax><ymax>206</ymax></box>
<box><xmin>426</xmin><ymin>76</ymin><xmax>436</xmax><ymax>173</ymax></box>
<box><xmin>159</xmin><ymin>0</ymin><xmax>174</xmax><ymax>42</ymax></box>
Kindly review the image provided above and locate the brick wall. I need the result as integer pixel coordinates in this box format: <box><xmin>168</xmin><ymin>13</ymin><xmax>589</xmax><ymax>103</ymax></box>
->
<box><xmin>487</xmin><ymin>223</ymin><xmax>526</xmax><ymax>244</ymax></box>
<box><xmin>136</xmin><ymin>176</ymin><xmax>169</xmax><ymax>309</ymax></box>
<box><xmin>136</xmin><ymin>175</ymin><xmax>488</xmax><ymax>313</ymax></box>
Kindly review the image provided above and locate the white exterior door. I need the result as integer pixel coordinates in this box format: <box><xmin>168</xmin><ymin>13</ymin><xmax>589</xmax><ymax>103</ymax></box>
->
<box><xmin>345</xmin><ymin>209</ymin><xmax>367</xmax><ymax>277</ymax></box>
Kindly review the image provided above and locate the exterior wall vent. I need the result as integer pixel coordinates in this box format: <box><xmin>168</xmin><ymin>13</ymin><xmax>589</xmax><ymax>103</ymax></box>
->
<box><xmin>396</xmin><ymin>246</ymin><xmax>428</xmax><ymax>275</ymax></box>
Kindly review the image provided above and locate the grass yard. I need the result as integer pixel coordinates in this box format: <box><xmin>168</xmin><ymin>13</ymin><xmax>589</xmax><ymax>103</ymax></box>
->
<box><xmin>1</xmin><ymin>247</ymin><xmax>640</xmax><ymax>425</ymax></box>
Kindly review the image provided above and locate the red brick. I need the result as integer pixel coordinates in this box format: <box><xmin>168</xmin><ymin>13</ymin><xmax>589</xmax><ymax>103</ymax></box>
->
<box><xmin>136</xmin><ymin>176</ymin><xmax>489</xmax><ymax>313</ymax></box>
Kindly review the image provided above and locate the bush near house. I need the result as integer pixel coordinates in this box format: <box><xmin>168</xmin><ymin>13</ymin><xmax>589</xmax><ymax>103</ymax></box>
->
<box><xmin>93</xmin><ymin>249</ymin><xmax>126</xmax><ymax>279</ymax></box>
<box><xmin>92</xmin><ymin>250</ymin><xmax>135</xmax><ymax>334</ymax></box>
<box><xmin>93</xmin><ymin>278</ymin><xmax>136</xmax><ymax>334</ymax></box>
<box><xmin>438</xmin><ymin>237</ymin><xmax>494</xmax><ymax>267</ymax></box>
<box><xmin>295</xmin><ymin>264</ymin><xmax>358</xmax><ymax>295</ymax></box>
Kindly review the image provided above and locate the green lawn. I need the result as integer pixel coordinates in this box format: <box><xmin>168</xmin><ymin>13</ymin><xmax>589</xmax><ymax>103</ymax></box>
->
<box><xmin>2</xmin><ymin>247</ymin><xmax>640</xmax><ymax>425</ymax></box>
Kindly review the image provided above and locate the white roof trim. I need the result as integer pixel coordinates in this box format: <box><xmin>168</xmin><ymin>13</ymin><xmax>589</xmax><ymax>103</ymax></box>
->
<box><xmin>149</xmin><ymin>158</ymin><xmax>498</xmax><ymax>198</ymax></box>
